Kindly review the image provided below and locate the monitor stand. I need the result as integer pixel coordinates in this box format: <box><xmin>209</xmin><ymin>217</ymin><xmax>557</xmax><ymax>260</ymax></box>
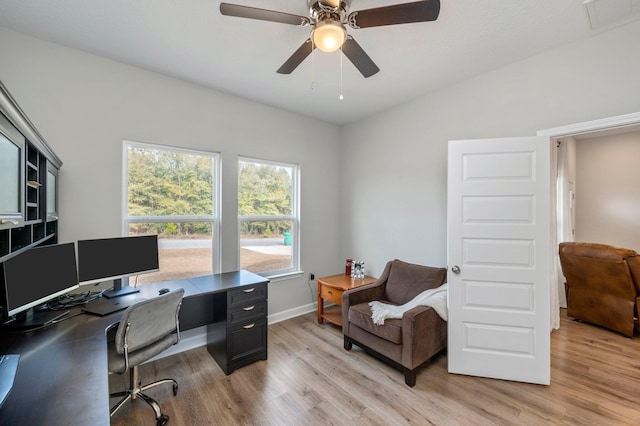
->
<box><xmin>3</xmin><ymin>308</ymin><xmax>69</xmax><ymax>331</ymax></box>
<box><xmin>102</xmin><ymin>278</ymin><xmax>140</xmax><ymax>299</ymax></box>
<box><xmin>82</xmin><ymin>293</ymin><xmax>144</xmax><ymax>317</ymax></box>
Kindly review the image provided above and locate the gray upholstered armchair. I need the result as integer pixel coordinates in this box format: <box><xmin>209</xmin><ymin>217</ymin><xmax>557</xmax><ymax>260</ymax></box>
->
<box><xmin>342</xmin><ymin>259</ymin><xmax>447</xmax><ymax>386</ymax></box>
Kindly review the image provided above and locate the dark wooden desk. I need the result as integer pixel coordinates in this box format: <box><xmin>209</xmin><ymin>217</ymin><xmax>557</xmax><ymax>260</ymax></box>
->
<box><xmin>0</xmin><ymin>270</ymin><xmax>268</xmax><ymax>426</ymax></box>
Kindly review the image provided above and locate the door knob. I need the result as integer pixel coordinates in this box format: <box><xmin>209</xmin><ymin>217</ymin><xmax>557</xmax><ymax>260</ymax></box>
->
<box><xmin>451</xmin><ymin>265</ymin><xmax>461</xmax><ymax>274</ymax></box>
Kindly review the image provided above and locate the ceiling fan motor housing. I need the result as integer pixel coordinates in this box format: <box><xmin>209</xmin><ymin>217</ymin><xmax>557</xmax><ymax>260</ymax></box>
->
<box><xmin>310</xmin><ymin>1</ymin><xmax>347</xmax><ymax>24</ymax></box>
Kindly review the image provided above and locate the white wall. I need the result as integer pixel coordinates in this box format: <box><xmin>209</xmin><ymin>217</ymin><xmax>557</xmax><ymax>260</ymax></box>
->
<box><xmin>3</xmin><ymin>17</ymin><xmax>640</xmax><ymax>317</ymax></box>
<box><xmin>340</xmin><ymin>20</ymin><xmax>640</xmax><ymax>278</ymax></box>
<box><xmin>0</xmin><ymin>27</ymin><xmax>341</xmax><ymax>318</ymax></box>
<box><xmin>575</xmin><ymin>130</ymin><xmax>640</xmax><ymax>251</ymax></box>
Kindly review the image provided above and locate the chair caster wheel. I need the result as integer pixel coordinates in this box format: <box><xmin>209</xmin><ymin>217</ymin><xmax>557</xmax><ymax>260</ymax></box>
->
<box><xmin>157</xmin><ymin>414</ymin><xmax>170</xmax><ymax>426</ymax></box>
<box><xmin>173</xmin><ymin>383</ymin><xmax>178</xmax><ymax>396</ymax></box>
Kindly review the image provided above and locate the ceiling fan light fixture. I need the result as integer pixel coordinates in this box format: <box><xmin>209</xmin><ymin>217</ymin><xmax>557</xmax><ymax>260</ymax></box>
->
<box><xmin>312</xmin><ymin>21</ymin><xmax>346</xmax><ymax>53</ymax></box>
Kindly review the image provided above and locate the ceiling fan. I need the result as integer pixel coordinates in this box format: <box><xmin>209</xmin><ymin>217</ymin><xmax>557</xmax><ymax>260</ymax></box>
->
<box><xmin>219</xmin><ymin>0</ymin><xmax>441</xmax><ymax>78</ymax></box>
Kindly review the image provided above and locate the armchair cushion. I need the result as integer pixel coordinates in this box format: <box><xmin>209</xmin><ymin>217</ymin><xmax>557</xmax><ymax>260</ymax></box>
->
<box><xmin>348</xmin><ymin>301</ymin><xmax>403</xmax><ymax>344</ymax></box>
<box><xmin>386</xmin><ymin>259</ymin><xmax>447</xmax><ymax>304</ymax></box>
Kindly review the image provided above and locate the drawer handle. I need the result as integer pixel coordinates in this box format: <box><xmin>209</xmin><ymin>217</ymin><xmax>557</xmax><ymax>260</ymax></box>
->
<box><xmin>243</xmin><ymin>288</ymin><xmax>256</xmax><ymax>293</ymax></box>
<box><xmin>243</xmin><ymin>323</ymin><xmax>255</xmax><ymax>329</ymax></box>
<box><xmin>243</xmin><ymin>305</ymin><xmax>255</xmax><ymax>311</ymax></box>
<box><xmin>327</xmin><ymin>290</ymin><xmax>332</xmax><ymax>294</ymax></box>
<box><xmin>1</xmin><ymin>219</ymin><xmax>19</xmax><ymax>225</ymax></box>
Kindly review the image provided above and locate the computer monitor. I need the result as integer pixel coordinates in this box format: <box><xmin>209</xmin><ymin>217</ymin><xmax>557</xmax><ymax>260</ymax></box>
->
<box><xmin>2</xmin><ymin>242</ymin><xmax>79</xmax><ymax>327</ymax></box>
<box><xmin>76</xmin><ymin>235</ymin><xmax>159</xmax><ymax>298</ymax></box>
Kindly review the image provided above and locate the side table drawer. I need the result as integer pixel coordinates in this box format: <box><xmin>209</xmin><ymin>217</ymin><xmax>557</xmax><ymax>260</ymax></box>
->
<box><xmin>321</xmin><ymin>285</ymin><xmax>343</xmax><ymax>305</ymax></box>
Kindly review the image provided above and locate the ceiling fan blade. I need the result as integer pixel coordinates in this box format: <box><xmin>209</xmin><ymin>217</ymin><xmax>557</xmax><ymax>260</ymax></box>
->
<box><xmin>277</xmin><ymin>39</ymin><xmax>316</xmax><ymax>74</ymax></box>
<box><xmin>341</xmin><ymin>37</ymin><xmax>380</xmax><ymax>78</ymax></box>
<box><xmin>348</xmin><ymin>0</ymin><xmax>440</xmax><ymax>29</ymax></box>
<box><xmin>220</xmin><ymin>3</ymin><xmax>309</xmax><ymax>26</ymax></box>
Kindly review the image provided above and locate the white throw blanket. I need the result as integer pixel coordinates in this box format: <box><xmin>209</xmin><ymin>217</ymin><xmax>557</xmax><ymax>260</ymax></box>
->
<box><xmin>369</xmin><ymin>283</ymin><xmax>448</xmax><ymax>325</ymax></box>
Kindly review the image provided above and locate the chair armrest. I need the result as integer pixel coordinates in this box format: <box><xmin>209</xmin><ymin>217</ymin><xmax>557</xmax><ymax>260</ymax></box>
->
<box><xmin>627</xmin><ymin>256</ymin><xmax>640</xmax><ymax>294</ymax></box>
<box><xmin>342</xmin><ymin>259</ymin><xmax>394</xmax><ymax>308</ymax></box>
<box><xmin>401</xmin><ymin>306</ymin><xmax>447</xmax><ymax>369</ymax></box>
<box><xmin>342</xmin><ymin>280</ymin><xmax>386</xmax><ymax>307</ymax></box>
<box><xmin>341</xmin><ymin>280</ymin><xmax>386</xmax><ymax>334</ymax></box>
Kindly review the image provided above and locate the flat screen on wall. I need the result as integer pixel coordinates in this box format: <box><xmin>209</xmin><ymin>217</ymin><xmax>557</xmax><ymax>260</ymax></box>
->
<box><xmin>76</xmin><ymin>235</ymin><xmax>159</xmax><ymax>285</ymax></box>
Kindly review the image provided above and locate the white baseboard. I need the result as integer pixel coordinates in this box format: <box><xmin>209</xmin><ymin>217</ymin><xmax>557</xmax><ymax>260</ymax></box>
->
<box><xmin>267</xmin><ymin>302</ymin><xmax>317</xmax><ymax>324</ymax></box>
<box><xmin>146</xmin><ymin>326</ymin><xmax>207</xmax><ymax>362</ymax></box>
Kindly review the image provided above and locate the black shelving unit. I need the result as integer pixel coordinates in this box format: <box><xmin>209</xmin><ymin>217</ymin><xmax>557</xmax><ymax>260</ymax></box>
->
<box><xmin>0</xmin><ymin>80</ymin><xmax>62</xmax><ymax>263</ymax></box>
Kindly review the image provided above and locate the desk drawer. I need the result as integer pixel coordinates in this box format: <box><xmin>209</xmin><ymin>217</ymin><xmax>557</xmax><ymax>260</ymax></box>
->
<box><xmin>228</xmin><ymin>282</ymin><xmax>267</xmax><ymax>307</ymax></box>
<box><xmin>228</xmin><ymin>318</ymin><xmax>267</xmax><ymax>363</ymax></box>
<box><xmin>321</xmin><ymin>285</ymin><xmax>342</xmax><ymax>305</ymax></box>
<box><xmin>229</xmin><ymin>301</ymin><xmax>267</xmax><ymax>326</ymax></box>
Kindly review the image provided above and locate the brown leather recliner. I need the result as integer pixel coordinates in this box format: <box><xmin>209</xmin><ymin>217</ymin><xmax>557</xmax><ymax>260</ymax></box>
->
<box><xmin>342</xmin><ymin>259</ymin><xmax>447</xmax><ymax>386</ymax></box>
<box><xmin>559</xmin><ymin>242</ymin><xmax>640</xmax><ymax>337</ymax></box>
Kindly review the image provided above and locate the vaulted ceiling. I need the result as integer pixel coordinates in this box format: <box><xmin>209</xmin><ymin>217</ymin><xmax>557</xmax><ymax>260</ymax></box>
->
<box><xmin>0</xmin><ymin>0</ymin><xmax>638</xmax><ymax>124</ymax></box>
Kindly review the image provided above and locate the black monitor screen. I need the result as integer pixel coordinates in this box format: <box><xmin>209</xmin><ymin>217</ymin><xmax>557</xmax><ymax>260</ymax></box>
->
<box><xmin>77</xmin><ymin>235</ymin><xmax>159</xmax><ymax>285</ymax></box>
<box><xmin>3</xmin><ymin>242</ymin><xmax>79</xmax><ymax>317</ymax></box>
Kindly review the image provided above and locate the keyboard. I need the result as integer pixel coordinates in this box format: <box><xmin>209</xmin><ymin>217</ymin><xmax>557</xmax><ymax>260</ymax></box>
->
<box><xmin>0</xmin><ymin>354</ymin><xmax>20</xmax><ymax>407</ymax></box>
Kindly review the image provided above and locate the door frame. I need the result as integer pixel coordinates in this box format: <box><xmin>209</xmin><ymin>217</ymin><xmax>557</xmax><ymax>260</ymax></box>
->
<box><xmin>537</xmin><ymin>112</ymin><xmax>640</xmax><ymax>139</ymax></box>
<box><xmin>538</xmin><ymin>111</ymin><xmax>640</xmax><ymax>329</ymax></box>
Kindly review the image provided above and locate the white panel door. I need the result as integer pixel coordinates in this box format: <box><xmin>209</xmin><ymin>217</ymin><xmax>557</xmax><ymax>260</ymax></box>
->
<box><xmin>447</xmin><ymin>136</ymin><xmax>552</xmax><ymax>385</ymax></box>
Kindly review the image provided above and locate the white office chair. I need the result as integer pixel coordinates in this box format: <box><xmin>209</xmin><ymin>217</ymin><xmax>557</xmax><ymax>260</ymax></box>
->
<box><xmin>107</xmin><ymin>288</ymin><xmax>184</xmax><ymax>426</ymax></box>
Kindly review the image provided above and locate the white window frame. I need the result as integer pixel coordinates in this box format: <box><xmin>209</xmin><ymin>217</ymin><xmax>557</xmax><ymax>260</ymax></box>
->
<box><xmin>238</xmin><ymin>156</ymin><xmax>300</xmax><ymax>278</ymax></box>
<box><xmin>122</xmin><ymin>140</ymin><xmax>221</xmax><ymax>279</ymax></box>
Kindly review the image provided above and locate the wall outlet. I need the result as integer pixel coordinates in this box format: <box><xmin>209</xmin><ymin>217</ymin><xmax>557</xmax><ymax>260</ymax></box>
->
<box><xmin>310</xmin><ymin>273</ymin><xmax>315</xmax><ymax>280</ymax></box>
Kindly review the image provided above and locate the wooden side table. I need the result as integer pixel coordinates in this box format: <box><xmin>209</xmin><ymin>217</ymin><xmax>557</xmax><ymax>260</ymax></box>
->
<box><xmin>317</xmin><ymin>274</ymin><xmax>377</xmax><ymax>326</ymax></box>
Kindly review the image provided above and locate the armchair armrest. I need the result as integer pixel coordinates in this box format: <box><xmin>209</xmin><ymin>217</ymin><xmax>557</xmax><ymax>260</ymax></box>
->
<box><xmin>342</xmin><ymin>281</ymin><xmax>386</xmax><ymax>334</ymax></box>
<box><xmin>342</xmin><ymin>280</ymin><xmax>386</xmax><ymax>307</ymax></box>
<box><xmin>342</xmin><ymin>260</ymin><xmax>395</xmax><ymax>334</ymax></box>
<box><xmin>627</xmin><ymin>256</ymin><xmax>640</xmax><ymax>294</ymax></box>
<box><xmin>342</xmin><ymin>259</ymin><xmax>395</xmax><ymax>306</ymax></box>
<box><xmin>401</xmin><ymin>305</ymin><xmax>447</xmax><ymax>369</ymax></box>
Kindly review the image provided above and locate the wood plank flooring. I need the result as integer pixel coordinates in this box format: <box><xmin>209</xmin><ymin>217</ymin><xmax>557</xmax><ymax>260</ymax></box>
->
<box><xmin>110</xmin><ymin>309</ymin><xmax>640</xmax><ymax>425</ymax></box>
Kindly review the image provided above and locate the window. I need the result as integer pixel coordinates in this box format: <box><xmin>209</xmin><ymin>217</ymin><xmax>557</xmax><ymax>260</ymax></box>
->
<box><xmin>124</xmin><ymin>141</ymin><xmax>220</xmax><ymax>284</ymax></box>
<box><xmin>238</xmin><ymin>157</ymin><xmax>299</xmax><ymax>277</ymax></box>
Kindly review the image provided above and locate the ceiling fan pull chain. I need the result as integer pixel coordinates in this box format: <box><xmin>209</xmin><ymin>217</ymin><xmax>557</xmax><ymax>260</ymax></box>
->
<box><xmin>339</xmin><ymin>45</ymin><xmax>344</xmax><ymax>100</ymax></box>
<box><xmin>311</xmin><ymin>38</ymin><xmax>315</xmax><ymax>91</ymax></box>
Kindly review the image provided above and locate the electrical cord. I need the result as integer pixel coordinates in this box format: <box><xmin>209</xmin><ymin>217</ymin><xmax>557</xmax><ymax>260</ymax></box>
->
<box><xmin>45</xmin><ymin>291</ymin><xmax>102</xmax><ymax>311</ymax></box>
<box><xmin>307</xmin><ymin>276</ymin><xmax>317</xmax><ymax>306</ymax></box>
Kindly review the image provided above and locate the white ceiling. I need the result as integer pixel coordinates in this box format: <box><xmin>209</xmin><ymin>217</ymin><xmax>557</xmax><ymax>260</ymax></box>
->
<box><xmin>0</xmin><ymin>0</ymin><xmax>638</xmax><ymax>125</ymax></box>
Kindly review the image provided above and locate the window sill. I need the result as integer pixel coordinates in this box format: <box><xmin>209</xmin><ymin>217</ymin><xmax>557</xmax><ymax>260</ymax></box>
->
<box><xmin>263</xmin><ymin>270</ymin><xmax>304</xmax><ymax>283</ymax></box>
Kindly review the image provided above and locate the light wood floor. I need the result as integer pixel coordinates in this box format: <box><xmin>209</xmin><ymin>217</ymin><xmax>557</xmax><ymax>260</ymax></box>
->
<box><xmin>110</xmin><ymin>309</ymin><xmax>640</xmax><ymax>425</ymax></box>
